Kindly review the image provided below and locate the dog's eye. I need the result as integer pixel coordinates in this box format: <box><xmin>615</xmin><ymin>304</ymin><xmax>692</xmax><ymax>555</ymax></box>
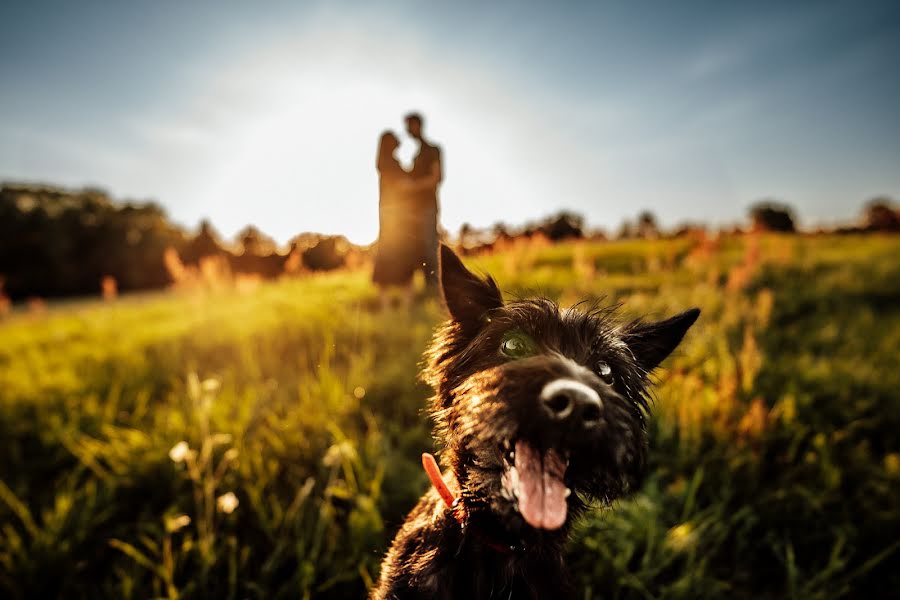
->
<box><xmin>500</xmin><ymin>330</ymin><xmax>536</xmax><ymax>359</ymax></box>
<box><xmin>597</xmin><ymin>361</ymin><xmax>614</xmax><ymax>384</ymax></box>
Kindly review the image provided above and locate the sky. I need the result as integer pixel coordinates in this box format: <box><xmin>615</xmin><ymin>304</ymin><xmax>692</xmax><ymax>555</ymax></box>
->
<box><xmin>1</xmin><ymin>0</ymin><xmax>899</xmax><ymax>244</ymax></box>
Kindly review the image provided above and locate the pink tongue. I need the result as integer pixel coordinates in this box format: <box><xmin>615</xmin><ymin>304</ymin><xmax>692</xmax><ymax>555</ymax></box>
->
<box><xmin>514</xmin><ymin>440</ymin><xmax>568</xmax><ymax>530</ymax></box>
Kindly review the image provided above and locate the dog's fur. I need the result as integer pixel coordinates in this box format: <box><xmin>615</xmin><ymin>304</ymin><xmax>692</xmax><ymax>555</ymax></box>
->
<box><xmin>372</xmin><ymin>244</ymin><xmax>699</xmax><ymax>599</ymax></box>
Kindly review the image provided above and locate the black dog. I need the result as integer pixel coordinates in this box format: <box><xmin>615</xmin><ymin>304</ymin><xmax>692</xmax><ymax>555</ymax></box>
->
<box><xmin>372</xmin><ymin>244</ymin><xmax>699</xmax><ymax>599</ymax></box>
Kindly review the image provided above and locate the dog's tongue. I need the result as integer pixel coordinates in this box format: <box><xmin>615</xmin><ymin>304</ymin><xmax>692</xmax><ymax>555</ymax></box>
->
<box><xmin>515</xmin><ymin>440</ymin><xmax>568</xmax><ymax>530</ymax></box>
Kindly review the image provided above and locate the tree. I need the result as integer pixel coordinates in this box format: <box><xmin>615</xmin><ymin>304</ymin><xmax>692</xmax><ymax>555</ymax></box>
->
<box><xmin>540</xmin><ymin>211</ymin><xmax>584</xmax><ymax>241</ymax></box>
<box><xmin>0</xmin><ymin>183</ymin><xmax>186</xmax><ymax>298</ymax></box>
<box><xmin>617</xmin><ymin>220</ymin><xmax>635</xmax><ymax>240</ymax></box>
<box><xmin>636</xmin><ymin>211</ymin><xmax>660</xmax><ymax>239</ymax></box>
<box><xmin>237</xmin><ymin>225</ymin><xmax>277</xmax><ymax>256</ymax></box>
<box><xmin>458</xmin><ymin>223</ymin><xmax>474</xmax><ymax>248</ymax></box>
<box><xmin>862</xmin><ymin>197</ymin><xmax>900</xmax><ymax>232</ymax></box>
<box><xmin>302</xmin><ymin>236</ymin><xmax>346</xmax><ymax>271</ymax></box>
<box><xmin>183</xmin><ymin>220</ymin><xmax>224</xmax><ymax>263</ymax></box>
<box><xmin>749</xmin><ymin>201</ymin><xmax>796</xmax><ymax>233</ymax></box>
<box><xmin>491</xmin><ymin>222</ymin><xmax>511</xmax><ymax>242</ymax></box>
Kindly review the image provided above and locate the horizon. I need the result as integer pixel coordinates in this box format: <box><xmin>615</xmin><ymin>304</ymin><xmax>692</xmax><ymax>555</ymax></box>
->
<box><xmin>1</xmin><ymin>179</ymin><xmax>884</xmax><ymax>249</ymax></box>
<box><xmin>2</xmin><ymin>1</ymin><xmax>899</xmax><ymax>244</ymax></box>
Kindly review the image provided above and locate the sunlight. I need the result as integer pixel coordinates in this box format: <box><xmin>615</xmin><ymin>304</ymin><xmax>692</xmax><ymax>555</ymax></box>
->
<box><xmin>197</xmin><ymin>73</ymin><xmax>425</xmax><ymax>244</ymax></box>
<box><xmin>149</xmin><ymin>27</ymin><xmax>565</xmax><ymax>246</ymax></box>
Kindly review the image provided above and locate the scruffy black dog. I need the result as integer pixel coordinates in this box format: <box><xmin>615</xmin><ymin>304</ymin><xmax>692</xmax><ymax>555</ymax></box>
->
<box><xmin>372</xmin><ymin>244</ymin><xmax>699</xmax><ymax>599</ymax></box>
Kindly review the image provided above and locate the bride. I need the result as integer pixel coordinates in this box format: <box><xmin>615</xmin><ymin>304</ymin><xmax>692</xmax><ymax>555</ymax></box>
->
<box><xmin>372</xmin><ymin>131</ymin><xmax>420</xmax><ymax>310</ymax></box>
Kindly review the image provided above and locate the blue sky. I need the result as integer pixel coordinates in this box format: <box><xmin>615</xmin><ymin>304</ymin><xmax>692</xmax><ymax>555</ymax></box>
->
<box><xmin>1</xmin><ymin>0</ymin><xmax>898</xmax><ymax>243</ymax></box>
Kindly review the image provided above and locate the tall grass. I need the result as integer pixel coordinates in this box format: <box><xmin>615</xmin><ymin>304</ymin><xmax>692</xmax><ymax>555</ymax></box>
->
<box><xmin>0</xmin><ymin>234</ymin><xmax>897</xmax><ymax>598</ymax></box>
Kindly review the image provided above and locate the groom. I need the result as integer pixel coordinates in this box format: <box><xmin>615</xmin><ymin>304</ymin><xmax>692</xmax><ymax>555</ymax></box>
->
<box><xmin>405</xmin><ymin>112</ymin><xmax>442</xmax><ymax>288</ymax></box>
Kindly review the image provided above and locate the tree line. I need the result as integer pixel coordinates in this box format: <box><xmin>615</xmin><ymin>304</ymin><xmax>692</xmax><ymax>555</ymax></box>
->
<box><xmin>0</xmin><ymin>184</ymin><xmax>351</xmax><ymax>300</ymax></box>
<box><xmin>1</xmin><ymin>182</ymin><xmax>897</xmax><ymax>300</ymax></box>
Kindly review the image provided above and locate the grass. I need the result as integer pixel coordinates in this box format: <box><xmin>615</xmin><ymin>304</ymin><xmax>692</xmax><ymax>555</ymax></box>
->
<box><xmin>1</xmin><ymin>233</ymin><xmax>898</xmax><ymax>598</ymax></box>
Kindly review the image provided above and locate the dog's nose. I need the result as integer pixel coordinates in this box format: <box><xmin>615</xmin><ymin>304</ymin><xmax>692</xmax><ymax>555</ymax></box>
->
<box><xmin>540</xmin><ymin>379</ymin><xmax>603</xmax><ymax>427</ymax></box>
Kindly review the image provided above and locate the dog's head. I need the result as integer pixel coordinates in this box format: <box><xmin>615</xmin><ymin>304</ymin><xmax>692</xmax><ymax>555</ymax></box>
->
<box><xmin>424</xmin><ymin>244</ymin><xmax>699</xmax><ymax>535</ymax></box>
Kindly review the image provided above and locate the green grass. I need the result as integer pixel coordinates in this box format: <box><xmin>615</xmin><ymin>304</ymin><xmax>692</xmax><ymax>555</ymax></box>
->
<box><xmin>1</xmin><ymin>234</ymin><xmax>898</xmax><ymax>598</ymax></box>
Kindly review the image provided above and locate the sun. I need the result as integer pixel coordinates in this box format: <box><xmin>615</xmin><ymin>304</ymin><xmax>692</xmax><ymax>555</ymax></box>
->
<box><xmin>169</xmin><ymin>28</ymin><xmax>551</xmax><ymax>247</ymax></box>
<box><xmin>193</xmin><ymin>67</ymin><xmax>444</xmax><ymax>245</ymax></box>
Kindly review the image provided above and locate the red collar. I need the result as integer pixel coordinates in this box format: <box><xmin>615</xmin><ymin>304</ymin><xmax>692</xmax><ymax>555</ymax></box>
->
<box><xmin>422</xmin><ymin>453</ymin><xmax>517</xmax><ymax>555</ymax></box>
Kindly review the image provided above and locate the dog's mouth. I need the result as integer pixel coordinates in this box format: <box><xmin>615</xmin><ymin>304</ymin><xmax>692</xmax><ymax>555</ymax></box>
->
<box><xmin>500</xmin><ymin>439</ymin><xmax>570</xmax><ymax>530</ymax></box>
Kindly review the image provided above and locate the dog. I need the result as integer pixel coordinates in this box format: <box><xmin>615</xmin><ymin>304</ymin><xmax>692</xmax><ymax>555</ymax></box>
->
<box><xmin>372</xmin><ymin>244</ymin><xmax>699</xmax><ymax>599</ymax></box>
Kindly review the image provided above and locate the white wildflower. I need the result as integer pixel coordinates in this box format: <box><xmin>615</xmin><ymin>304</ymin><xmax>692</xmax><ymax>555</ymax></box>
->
<box><xmin>323</xmin><ymin>441</ymin><xmax>356</xmax><ymax>467</ymax></box>
<box><xmin>165</xmin><ymin>513</ymin><xmax>191</xmax><ymax>533</ymax></box>
<box><xmin>217</xmin><ymin>492</ymin><xmax>239</xmax><ymax>514</ymax></box>
<box><xmin>169</xmin><ymin>441</ymin><xmax>190</xmax><ymax>463</ymax></box>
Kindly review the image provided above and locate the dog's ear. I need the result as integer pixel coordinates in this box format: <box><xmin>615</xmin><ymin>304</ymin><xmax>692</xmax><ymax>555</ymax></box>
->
<box><xmin>439</xmin><ymin>244</ymin><xmax>503</xmax><ymax>327</ymax></box>
<box><xmin>623</xmin><ymin>308</ymin><xmax>700</xmax><ymax>372</ymax></box>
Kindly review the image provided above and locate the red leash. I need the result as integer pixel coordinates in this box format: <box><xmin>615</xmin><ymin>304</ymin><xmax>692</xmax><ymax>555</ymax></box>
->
<box><xmin>421</xmin><ymin>452</ymin><xmax>516</xmax><ymax>554</ymax></box>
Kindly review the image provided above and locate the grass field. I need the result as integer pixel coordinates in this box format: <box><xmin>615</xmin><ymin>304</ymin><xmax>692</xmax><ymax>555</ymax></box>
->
<box><xmin>1</xmin><ymin>234</ymin><xmax>899</xmax><ymax>599</ymax></box>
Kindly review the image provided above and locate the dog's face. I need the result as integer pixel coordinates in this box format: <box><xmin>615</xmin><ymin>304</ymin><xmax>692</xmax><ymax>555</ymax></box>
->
<box><xmin>425</xmin><ymin>245</ymin><xmax>699</xmax><ymax>535</ymax></box>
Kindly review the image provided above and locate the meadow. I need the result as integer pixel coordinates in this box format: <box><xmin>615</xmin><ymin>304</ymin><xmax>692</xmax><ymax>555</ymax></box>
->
<box><xmin>1</xmin><ymin>234</ymin><xmax>898</xmax><ymax>599</ymax></box>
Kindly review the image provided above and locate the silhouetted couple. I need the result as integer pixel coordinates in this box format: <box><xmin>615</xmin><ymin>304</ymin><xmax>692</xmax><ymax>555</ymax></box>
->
<box><xmin>372</xmin><ymin>112</ymin><xmax>442</xmax><ymax>310</ymax></box>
